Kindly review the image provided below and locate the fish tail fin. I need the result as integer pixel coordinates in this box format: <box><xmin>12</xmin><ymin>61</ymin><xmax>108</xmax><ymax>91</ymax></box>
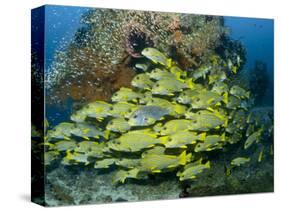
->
<box><xmin>232</xmin><ymin>66</ymin><xmax>237</xmax><ymax>74</ymax></box>
<box><xmin>65</xmin><ymin>150</ymin><xmax>72</xmax><ymax>160</ymax></box>
<box><xmin>186</xmin><ymin>78</ymin><xmax>194</xmax><ymax>89</ymax></box>
<box><xmin>167</xmin><ymin>58</ymin><xmax>172</xmax><ymax>68</ymax></box>
<box><xmin>222</xmin><ymin>92</ymin><xmax>228</xmax><ymax>104</ymax></box>
<box><xmin>221</xmin><ymin>132</ymin><xmax>226</xmax><ymax>141</ymax></box>
<box><xmin>224</xmin><ymin>118</ymin><xmax>228</xmax><ymax>127</ymax></box>
<box><xmin>160</xmin><ymin>136</ymin><xmax>169</xmax><ymax>144</ymax></box>
<box><xmin>186</xmin><ymin>153</ymin><xmax>193</xmax><ymax>163</ymax></box>
<box><xmin>176</xmin><ymin>171</ymin><xmax>181</xmax><ymax>177</ymax></box>
<box><xmin>225</xmin><ymin>166</ymin><xmax>232</xmax><ymax>176</ymax></box>
<box><xmin>175</xmin><ymin>72</ymin><xmax>182</xmax><ymax>81</ymax></box>
<box><xmin>205</xmin><ymin>161</ymin><xmax>211</xmax><ymax>169</ymax></box>
<box><xmin>179</xmin><ymin>151</ymin><xmax>187</xmax><ymax>165</ymax></box>
<box><xmin>104</xmin><ymin>130</ymin><xmax>110</xmax><ymax>140</ymax></box>
<box><xmin>200</xmin><ymin>132</ymin><xmax>206</xmax><ymax>141</ymax></box>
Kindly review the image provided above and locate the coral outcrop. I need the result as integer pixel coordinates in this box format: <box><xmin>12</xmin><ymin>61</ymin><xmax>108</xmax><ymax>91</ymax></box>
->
<box><xmin>46</xmin><ymin>9</ymin><xmax>229</xmax><ymax>104</ymax></box>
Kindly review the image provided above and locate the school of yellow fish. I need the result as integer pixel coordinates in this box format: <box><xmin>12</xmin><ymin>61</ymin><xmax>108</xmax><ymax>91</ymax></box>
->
<box><xmin>44</xmin><ymin>48</ymin><xmax>273</xmax><ymax>184</ymax></box>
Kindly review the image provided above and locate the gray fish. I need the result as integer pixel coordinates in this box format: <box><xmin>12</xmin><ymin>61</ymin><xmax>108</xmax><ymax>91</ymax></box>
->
<box><xmin>192</xmin><ymin>65</ymin><xmax>211</xmax><ymax>80</ymax></box>
<box><xmin>128</xmin><ymin>106</ymin><xmax>169</xmax><ymax>126</ymax></box>
<box><xmin>230</xmin><ymin>85</ymin><xmax>250</xmax><ymax>99</ymax></box>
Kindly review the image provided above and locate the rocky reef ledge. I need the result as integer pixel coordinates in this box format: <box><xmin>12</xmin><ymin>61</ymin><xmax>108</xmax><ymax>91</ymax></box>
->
<box><xmin>45</xmin><ymin>132</ymin><xmax>273</xmax><ymax>206</ymax></box>
<box><xmin>45</xmin><ymin>166</ymin><xmax>182</xmax><ymax>206</ymax></box>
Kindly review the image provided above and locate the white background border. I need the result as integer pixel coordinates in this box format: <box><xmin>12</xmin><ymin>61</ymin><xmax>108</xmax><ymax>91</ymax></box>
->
<box><xmin>0</xmin><ymin>0</ymin><xmax>279</xmax><ymax>211</ymax></box>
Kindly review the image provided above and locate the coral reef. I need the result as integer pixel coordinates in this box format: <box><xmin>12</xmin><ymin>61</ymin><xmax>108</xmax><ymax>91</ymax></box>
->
<box><xmin>45</xmin><ymin>166</ymin><xmax>181</xmax><ymax>206</ymax></box>
<box><xmin>46</xmin><ymin>9</ymin><xmax>228</xmax><ymax>105</ymax></box>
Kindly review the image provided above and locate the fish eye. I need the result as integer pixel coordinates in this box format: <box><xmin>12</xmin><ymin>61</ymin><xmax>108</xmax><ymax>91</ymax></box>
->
<box><xmin>136</xmin><ymin>76</ymin><xmax>140</xmax><ymax>80</ymax></box>
<box><xmin>144</xmin><ymin>118</ymin><xmax>148</xmax><ymax>121</ymax></box>
<box><xmin>163</xmin><ymin>127</ymin><xmax>167</xmax><ymax>130</ymax></box>
<box><xmin>133</xmin><ymin>115</ymin><xmax>137</xmax><ymax>119</ymax></box>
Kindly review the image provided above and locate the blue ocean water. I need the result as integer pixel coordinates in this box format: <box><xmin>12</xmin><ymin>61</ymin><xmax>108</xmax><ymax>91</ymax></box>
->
<box><xmin>42</xmin><ymin>5</ymin><xmax>274</xmax><ymax>125</ymax></box>
<box><xmin>45</xmin><ymin>5</ymin><xmax>90</xmax><ymax>70</ymax></box>
<box><xmin>224</xmin><ymin>17</ymin><xmax>274</xmax><ymax>81</ymax></box>
<box><xmin>43</xmin><ymin>6</ymin><xmax>90</xmax><ymax>125</ymax></box>
<box><xmin>224</xmin><ymin>17</ymin><xmax>274</xmax><ymax>106</ymax></box>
